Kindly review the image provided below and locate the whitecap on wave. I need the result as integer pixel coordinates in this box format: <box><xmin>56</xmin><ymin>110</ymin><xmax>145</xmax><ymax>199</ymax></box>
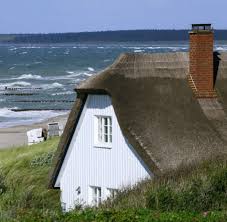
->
<box><xmin>134</xmin><ymin>50</ymin><xmax>144</xmax><ymax>53</ymax></box>
<box><xmin>83</xmin><ymin>72</ymin><xmax>92</xmax><ymax>77</ymax></box>
<box><xmin>20</xmin><ymin>46</ymin><xmax>41</xmax><ymax>49</ymax></box>
<box><xmin>216</xmin><ymin>46</ymin><xmax>227</xmax><ymax>51</ymax></box>
<box><xmin>42</xmin><ymin>82</ymin><xmax>64</xmax><ymax>90</ymax></box>
<box><xmin>65</xmin><ymin>71</ymin><xmax>94</xmax><ymax>78</ymax></box>
<box><xmin>33</xmin><ymin>61</ymin><xmax>43</xmax><ymax>64</ymax></box>
<box><xmin>15</xmin><ymin>74</ymin><xmax>43</xmax><ymax>80</ymax></box>
<box><xmin>19</xmin><ymin>51</ymin><xmax>28</xmax><ymax>55</ymax></box>
<box><xmin>88</xmin><ymin>67</ymin><xmax>95</xmax><ymax>72</ymax></box>
<box><xmin>0</xmin><ymin>81</ymin><xmax>31</xmax><ymax>89</ymax></box>
<box><xmin>51</xmin><ymin>91</ymin><xmax>74</xmax><ymax>96</ymax></box>
<box><xmin>66</xmin><ymin>71</ymin><xmax>75</xmax><ymax>74</ymax></box>
<box><xmin>9</xmin><ymin>47</ymin><xmax>17</xmax><ymax>51</ymax></box>
<box><xmin>104</xmin><ymin>59</ymin><xmax>111</xmax><ymax>62</ymax></box>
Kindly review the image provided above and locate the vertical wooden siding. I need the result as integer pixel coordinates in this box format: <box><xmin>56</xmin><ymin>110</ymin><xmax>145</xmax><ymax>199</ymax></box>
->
<box><xmin>57</xmin><ymin>95</ymin><xmax>152</xmax><ymax>210</ymax></box>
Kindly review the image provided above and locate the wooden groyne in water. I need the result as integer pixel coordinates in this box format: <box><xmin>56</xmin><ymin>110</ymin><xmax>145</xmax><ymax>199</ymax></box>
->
<box><xmin>11</xmin><ymin>100</ymin><xmax>74</xmax><ymax>103</ymax></box>
<box><xmin>11</xmin><ymin>108</ymin><xmax>70</xmax><ymax>112</ymax></box>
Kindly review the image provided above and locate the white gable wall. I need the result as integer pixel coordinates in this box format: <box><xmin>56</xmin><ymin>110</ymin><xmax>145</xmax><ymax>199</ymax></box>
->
<box><xmin>56</xmin><ymin>95</ymin><xmax>152</xmax><ymax>211</ymax></box>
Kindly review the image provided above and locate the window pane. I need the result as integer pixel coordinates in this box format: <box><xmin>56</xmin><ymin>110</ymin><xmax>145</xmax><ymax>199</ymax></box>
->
<box><xmin>104</xmin><ymin>126</ymin><xmax>108</xmax><ymax>134</ymax></box>
<box><xmin>105</xmin><ymin>134</ymin><xmax>108</xmax><ymax>142</ymax></box>
<box><xmin>109</xmin><ymin>135</ymin><xmax>112</xmax><ymax>143</ymax></box>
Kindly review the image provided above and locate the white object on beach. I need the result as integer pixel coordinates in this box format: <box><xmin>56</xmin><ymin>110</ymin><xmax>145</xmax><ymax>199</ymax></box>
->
<box><xmin>27</xmin><ymin>128</ymin><xmax>44</xmax><ymax>146</ymax></box>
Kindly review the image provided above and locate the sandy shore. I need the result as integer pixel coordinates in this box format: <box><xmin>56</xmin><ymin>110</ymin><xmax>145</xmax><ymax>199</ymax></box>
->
<box><xmin>0</xmin><ymin>114</ymin><xmax>69</xmax><ymax>149</ymax></box>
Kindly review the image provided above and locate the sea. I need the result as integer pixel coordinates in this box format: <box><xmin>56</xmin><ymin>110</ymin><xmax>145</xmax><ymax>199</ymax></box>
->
<box><xmin>0</xmin><ymin>41</ymin><xmax>227</xmax><ymax>128</ymax></box>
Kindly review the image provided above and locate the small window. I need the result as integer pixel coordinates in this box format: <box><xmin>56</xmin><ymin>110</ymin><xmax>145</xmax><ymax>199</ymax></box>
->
<box><xmin>91</xmin><ymin>186</ymin><xmax>102</xmax><ymax>206</ymax></box>
<box><xmin>107</xmin><ymin>188</ymin><xmax>118</xmax><ymax>199</ymax></box>
<box><xmin>61</xmin><ymin>202</ymin><xmax>66</xmax><ymax>212</ymax></box>
<box><xmin>96</xmin><ymin>116</ymin><xmax>112</xmax><ymax>145</ymax></box>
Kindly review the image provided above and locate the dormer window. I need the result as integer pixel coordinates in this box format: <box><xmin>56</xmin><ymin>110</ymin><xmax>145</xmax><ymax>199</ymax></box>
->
<box><xmin>94</xmin><ymin>116</ymin><xmax>112</xmax><ymax>147</ymax></box>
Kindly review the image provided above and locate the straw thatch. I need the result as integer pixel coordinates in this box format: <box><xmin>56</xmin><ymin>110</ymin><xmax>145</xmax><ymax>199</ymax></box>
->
<box><xmin>49</xmin><ymin>52</ymin><xmax>227</xmax><ymax>188</ymax></box>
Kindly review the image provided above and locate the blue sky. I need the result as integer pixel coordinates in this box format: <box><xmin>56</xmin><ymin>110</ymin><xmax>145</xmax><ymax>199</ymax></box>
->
<box><xmin>1</xmin><ymin>0</ymin><xmax>226</xmax><ymax>33</ymax></box>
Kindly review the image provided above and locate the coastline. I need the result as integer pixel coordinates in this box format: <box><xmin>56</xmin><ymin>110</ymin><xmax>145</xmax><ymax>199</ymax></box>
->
<box><xmin>0</xmin><ymin>113</ymin><xmax>69</xmax><ymax>149</ymax></box>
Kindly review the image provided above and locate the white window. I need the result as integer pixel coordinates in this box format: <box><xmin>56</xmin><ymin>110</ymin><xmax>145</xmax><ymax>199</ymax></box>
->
<box><xmin>61</xmin><ymin>202</ymin><xmax>66</xmax><ymax>212</ymax></box>
<box><xmin>107</xmin><ymin>188</ymin><xmax>118</xmax><ymax>199</ymax></box>
<box><xmin>94</xmin><ymin>116</ymin><xmax>112</xmax><ymax>147</ymax></box>
<box><xmin>91</xmin><ymin>186</ymin><xmax>102</xmax><ymax>206</ymax></box>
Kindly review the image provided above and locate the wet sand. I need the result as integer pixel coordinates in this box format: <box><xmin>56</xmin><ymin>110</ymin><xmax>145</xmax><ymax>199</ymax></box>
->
<box><xmin>0</xmin><ymin>114</ymin><xmax>69</xmax><ymax>149</ymax></box>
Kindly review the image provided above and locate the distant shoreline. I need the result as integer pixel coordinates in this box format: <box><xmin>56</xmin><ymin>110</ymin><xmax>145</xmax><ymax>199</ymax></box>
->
<box><xmin>1</xmin><ymin>30</ymin><xmax>227</xmax><ymax>43</ymax></box>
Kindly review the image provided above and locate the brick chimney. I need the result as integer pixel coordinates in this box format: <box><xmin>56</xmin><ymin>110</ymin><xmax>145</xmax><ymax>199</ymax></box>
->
<box><xmin>189</xmin><ymin>24</ymin><xmax>216</xmax><ymax>98</ymax></box>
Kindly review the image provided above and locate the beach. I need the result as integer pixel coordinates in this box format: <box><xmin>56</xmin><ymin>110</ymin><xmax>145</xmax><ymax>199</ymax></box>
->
<box><xmin>0</xmin><ymin>113</ymin><xmax>68</xmax><ymax>149</ymax></box>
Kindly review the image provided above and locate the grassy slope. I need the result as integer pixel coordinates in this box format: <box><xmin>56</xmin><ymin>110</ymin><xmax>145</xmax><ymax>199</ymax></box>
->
<box><xmin>0</xmin><ymin>138</ymin><xmax>61</xmax><ymax>221</ymax></box>
<box><xmin>1</xmin><ymin>138</ymin><xmax>227</xmax><ymax>221</ymax></box>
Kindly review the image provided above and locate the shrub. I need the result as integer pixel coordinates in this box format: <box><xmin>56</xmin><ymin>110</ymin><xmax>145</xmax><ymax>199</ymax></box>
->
<box><xmin>30</xmin><ymin>150</ymin><xmax>55</xmax><ymax>167</ymax></box>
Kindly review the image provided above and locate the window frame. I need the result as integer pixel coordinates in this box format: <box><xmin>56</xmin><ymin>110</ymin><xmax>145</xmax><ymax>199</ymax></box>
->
<box><xmin>90</xmin><ymin>186</ymin><xmax>102</xmax><ymax>206</ymax></box>
<box><xmin>94</xmin><ymin>115</ymin><xmax>112</xmax><ymax>148</ymax></box>
<box><xmin>106</xmin><ymin>188</ymin><xmax>118</xmax><ymax>199</ymax></box>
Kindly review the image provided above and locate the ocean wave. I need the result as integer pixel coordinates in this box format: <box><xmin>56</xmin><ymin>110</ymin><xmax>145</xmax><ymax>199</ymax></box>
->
<box><xmin>0</xmin><ymin>81</ymin><xmax>31</xmax><ymax>89</ymax></box>
<box><xmin>65</xmin><ymin>71</ymin><xmax>93</xmax><ymax>78</ymax></box>
<box><xmin>9</xmin><ymin>67</ymin><xmax>15</xmax><ymax>70</ymax></box>
<box><xmin>83</xmin><ymin>72</ymin><xmax>92</xmax><ymax>77</ymax></box>
<box><xmin>16</xmin><ymin>74</ymin><xmax>43</xmax><ymax>80</ymax></box>
<box><xmin>216</xmin><ymin>46</ymin><xmax>227</xmax><ymax>51</ymax></box>
<box><xmin>19</xmin><ymin>51</ymin><xmax>28</xmax><ymax>55</ymax></box>
<box><xmin>134</xmin><ymin>50</ymin><xmax>144</xmax><ymax>53</ymax></box>
<box><xmin>51</xmin><ymin>91</ymin><xmax>74</xmax><ymax>96</ymax></box>
<box><xmin>66</xmin><ymin>71</ymin><xmax>75</xmax><ymax>74</ymax></box>
<box><xmin>0</xmin><ymin>108</ymin><xmax>68</xmax><ymax>128</ymax></box>
<box><xmin>20</xmin><ymin>46</ymin><xmax>41</xmax><ymax>49</ymax></box>
<box><xmin>104</xmin><ymin>59</ymin><xmax>111</xmax><ymax>62</ymax></box>
<box><xmin>42</xmin><ymin>82</ymin><xmax>64</xmax><ymax>90</ymax></box>
<box><xmin>88</xmin><ymin>67</ymin><xmax>95</xmax><ymax>72</ymax></box>
<box><xmin>9</xmin><ymin>47</ymin><xmax>17</xmax><ymax>51</ymax></box>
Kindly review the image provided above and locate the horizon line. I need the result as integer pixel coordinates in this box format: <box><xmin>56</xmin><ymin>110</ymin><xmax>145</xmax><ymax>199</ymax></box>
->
<box><xmin>1</xmin><ymin>28</ymin><xmax>227</xmax><ymax>35</ymax></box>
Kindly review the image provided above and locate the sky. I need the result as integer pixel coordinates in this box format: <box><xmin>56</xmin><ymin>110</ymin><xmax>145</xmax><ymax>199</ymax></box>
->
<box><xmin>0</xmin><ymin>0</ymin><xmax>226</xmax><ymax>33</ymax></box>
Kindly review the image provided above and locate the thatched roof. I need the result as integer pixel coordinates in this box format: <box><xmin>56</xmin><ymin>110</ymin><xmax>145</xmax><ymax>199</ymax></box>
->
<box><xmin>49</xmin><ymin>52</ymin><xmax>227</xmax><ymax>188</ymax></box>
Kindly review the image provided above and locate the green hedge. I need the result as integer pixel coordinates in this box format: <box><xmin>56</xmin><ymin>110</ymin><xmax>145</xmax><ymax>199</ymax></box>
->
<box><xmin>13</xmin><ymin>209</ymin><xmax>227</xmax><ymax>222</ymax></box>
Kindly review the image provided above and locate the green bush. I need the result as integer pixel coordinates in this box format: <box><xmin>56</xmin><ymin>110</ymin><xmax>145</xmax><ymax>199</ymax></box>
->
<box><xmin>15</xmin><ymin>209</ymin><xmax>227</xmax><ymax>222</ymax></box>
<box><xmin>30</xmin><ymin>150</ymin><xmax>55</xmax><ymax>167</ymax></box>
<box><xmin>146</xmin><ymin>169</ymin><xmax>227</xmax><ymax>212</ymax></box>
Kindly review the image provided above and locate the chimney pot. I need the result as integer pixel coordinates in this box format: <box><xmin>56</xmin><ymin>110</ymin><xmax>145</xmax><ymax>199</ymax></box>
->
<box><xmin>189</xmin><ymin>24</ymin><xmax>215</xmax><ymax>98</ymax></box>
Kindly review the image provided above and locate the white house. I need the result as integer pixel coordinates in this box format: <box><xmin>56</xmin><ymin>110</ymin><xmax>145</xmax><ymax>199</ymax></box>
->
<box><xmin>52</xmin><ymin>94</ymin><xmax>152</xmax><ymax>211</ymax></box>
<box><xmin>49</xmin><ymin>25</ymin><xmax>227</xmax><ymax>211</ymax></box>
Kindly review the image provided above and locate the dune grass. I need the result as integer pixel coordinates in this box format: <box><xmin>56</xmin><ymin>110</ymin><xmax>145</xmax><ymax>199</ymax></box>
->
<box><xmin>0</xmin><ymin>138</ymin><xmax>61</xmax><ymax>221</ymax></box>
<box><xmin>1</xmin><ymin>138</ymin><xmax>227</xmax><ymax>221</ymax></box>
<box><xmin>103</xmin><ymin>157</ymin><xmax>227</xmax><ymax>212</ymax></box>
